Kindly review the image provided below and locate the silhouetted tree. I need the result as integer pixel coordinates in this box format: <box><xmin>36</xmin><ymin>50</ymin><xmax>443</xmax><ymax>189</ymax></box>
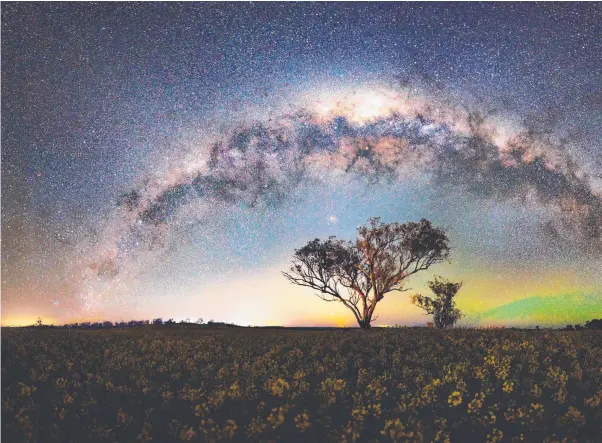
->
<box><xmin>283</xmin><ymin>217</ymin><xmax>451</xmax><ymax>329</ymax></box>
<box><xmin>35</xmin><ymin>317</ymin><xmax>43</xmax><ymax>327</ymax></box>
<box><xmin>152</xmin><ymin>318</ymin><xmax>163</xmax><ymax>325</ymax></box>
<box><xmin>411</xmin><ymin>277</ymin><xmax>463</xmax><ymax>328</ymax></box>
<box><xmin>585</xmin><ymin>318</ymin><xmax>602</xmax><ymax>330</ymax></box>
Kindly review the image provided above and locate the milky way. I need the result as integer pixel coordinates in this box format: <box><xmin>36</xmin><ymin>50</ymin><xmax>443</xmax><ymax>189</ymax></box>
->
<box><xmin>3</xmin><ymin>3</ymin><xmax>602</xmax><ymax>326</ymax></box>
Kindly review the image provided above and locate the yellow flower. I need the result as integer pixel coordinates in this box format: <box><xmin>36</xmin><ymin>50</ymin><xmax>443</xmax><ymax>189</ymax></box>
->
<box><xmin>334</xmin><ymin>379</ymin><xmax>346</xmax><ymax>391</ymax></box>
<box><xmin>351</xmin><ymin>406</ymin><xmax>368</xmax><ymax>421</ymax></box>
<box><xmin>484</xmin><ymin>355</ymin><xmax>496</xmax><ymax>366</ymax></box>
<box><xmin>117</xmin><ymin>408</ymin><xmax>128</xmax><ymax>424</ymax></box>
<box><xmin>18</xmin><ymin>383</ymin><xmax>38</xmax><ymax>397</ymax></box>
<box><xmin>486</xmin><ymin>428</ymin><xmax>503</xmax><ymax>443</ymax></box>
<box><xmin>179</xmin><ymin>426</ymin><xmax>197</xmax><ymax>441</ymax></box>
<box><xmin>222</xmin><ymin>419</ymin><xmax>238</xmax><ymax>439</ymax></box>
<box><xmin>294</xmin><ymin>412</ymin><xmax>311</xmax><ymax>432</ymax></box>
<box><xmin>559</xmin><ymin>406</ymin><xmax>586</xmax><ymax>426</ymax></box>
<box><xmin>228</xmin><ymin>382</ymin><xmax>241</xmax><ymax>399</ymax></box>
<box><xmin>267</xmin><ymin>406</ymin><xmax>287</xmax><ymax>429</ymax></box>
<box><xmin>530</xmin><ymin>403</ymin><xmax>544</xmax><ymax>411</ymax></box>
<box><xmin>246</xmin><ymin>417</ymin><xmax>267</xmax><ymax>438</ymax></box>
<box><xmin>467</xmin><ymin>392</ymin><xmax>485</xmax><ymax>414</ymax></box>
<box><xmin>584</xmin><ymin>392</ymin><xmax>601</xmax><ymax>408</ymax></box>
<box><xmin>448</xmin><ymin>391</ymin><xmax>462</xmax><ymax>407</ymax></box>
<box><xmin>269</xmin><ymin>378</ymin><xmax>289</xmax><ymax>397</ymax></box>
<box><xmin>380</xmin><ymin>418</ymin><xmax>415</xmax><ymax>441</ymax></box>
<box><xmin>531</xmin><ymin>384</ymin><xmax>542</xmax><ymax>398</ymax></box>
<box><xmin>502</xmin><ymin>380</ymin><xmax>514</xmax><ymax>393</ymax></box>
<box><xmin>194</xmin><ymin>403</ymin><xmax>209</xmax><ymax>417</ymax></box>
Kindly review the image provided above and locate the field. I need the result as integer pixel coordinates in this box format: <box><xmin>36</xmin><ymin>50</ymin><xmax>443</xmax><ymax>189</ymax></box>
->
<box><xmin>2</xmin><ymin>327</ymin><xmax>601</xmax><ymax>442</ymax></box>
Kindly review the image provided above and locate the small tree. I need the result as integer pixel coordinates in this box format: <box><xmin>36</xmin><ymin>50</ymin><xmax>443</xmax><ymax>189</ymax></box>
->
<box><xmin>411</xmin><ymin>277</ymin><xmax>463</xmax><ymax>328</ymax></box>
<box><xmin>35</xmin><ymin>317</ymin><xmax>43</xmax><ymax>327</ymax></box>
<box><xmin>584</xmin><ymin>318</ymin><xmax>602</xmax><ymax>330</ymax></box>
<box><xmin>283</xmin><ymin>217</ymin><xmax>451</xmax><ymax>329</ymax></box>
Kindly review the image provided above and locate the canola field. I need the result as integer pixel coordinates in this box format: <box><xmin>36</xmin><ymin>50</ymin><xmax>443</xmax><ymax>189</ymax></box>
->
<box><xmin>2</xmin><ymin>327</ymin><xmax>601</xmax><ymax>442</ymax></box>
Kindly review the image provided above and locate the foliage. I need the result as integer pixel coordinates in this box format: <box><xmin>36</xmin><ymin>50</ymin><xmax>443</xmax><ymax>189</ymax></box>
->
<box><xmin>411</xmin><ymin>277</ymin><xmax>464</xmax><ymax>328</ymax></box>
<box><xmin>584</xmin><ymin>319</ymin><xmax>602</xmax><ymax>330</ymax></box>
<box><xmin>283</xmin><ymin>217</ymin><xmax>450</xmax><ymax>329</ymax></box>
<box><xmin>2</xmin><ymin>328</ymin><xmax>601</xmax><ymax>442</ymax></box>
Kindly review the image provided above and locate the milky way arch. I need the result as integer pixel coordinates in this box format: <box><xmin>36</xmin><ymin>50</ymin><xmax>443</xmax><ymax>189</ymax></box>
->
<box><xmin>79</xmin><ymin>86</ymin><xmax>602</xmax><ymax>309</ymax></box>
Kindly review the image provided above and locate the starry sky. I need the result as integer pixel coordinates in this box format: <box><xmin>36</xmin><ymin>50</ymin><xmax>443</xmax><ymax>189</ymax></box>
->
<box><xmin>2</xmin><ymin>2</ymin><xmax>602</xmax><ymax>327</ymax></box>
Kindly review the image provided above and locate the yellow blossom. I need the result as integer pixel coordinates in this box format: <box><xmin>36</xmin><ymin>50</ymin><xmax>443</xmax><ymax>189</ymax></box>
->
<box><xmin>448</xmin><ymin>391</ymin><xmax>462</xmax><ymax>407</ymax></box>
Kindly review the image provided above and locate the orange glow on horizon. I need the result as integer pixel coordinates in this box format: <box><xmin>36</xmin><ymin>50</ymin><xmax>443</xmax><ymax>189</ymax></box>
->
<box><xmin>1</xmin><ymin>315</ymin><xmax>59</xmax><ymax>327</ymax></box>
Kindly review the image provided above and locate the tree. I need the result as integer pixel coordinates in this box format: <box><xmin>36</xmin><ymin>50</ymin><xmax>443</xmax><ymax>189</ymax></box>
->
<box><xmin>411</xmin><ymin>277</ymin><xmax>463</xmax><ymax>328</ymax></box>
<box><xmin>283</xmin><ymin>217</ymin><xmax>451</xmax><ymax>329</ymax></box>
<box><xmin>584</xmin><ymin>318</ymin><xmax>602</xmax><ymax>330</ymax></box>
<box><xmin>35</xmin><ymin>317</ymin><xmax>43</xmax><ymax>327</ymax></box>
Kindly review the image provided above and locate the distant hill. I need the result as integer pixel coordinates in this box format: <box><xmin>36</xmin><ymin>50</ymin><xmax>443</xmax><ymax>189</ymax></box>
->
<box><xmin>471</xmin><ymin>292</ymin><xmax>602</xmax><ymax>327</ymax></box>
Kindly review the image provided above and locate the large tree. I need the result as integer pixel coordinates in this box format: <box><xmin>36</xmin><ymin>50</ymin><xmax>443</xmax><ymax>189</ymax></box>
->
<box><xmin>282</xmin><ymin>217</ymin><xmax>451</xmax><ymax>329</ymax></box>
<box><xmin>411</xmin><ymin>277</ymin><xmax>463</xmax><ymax>328</ymax></box>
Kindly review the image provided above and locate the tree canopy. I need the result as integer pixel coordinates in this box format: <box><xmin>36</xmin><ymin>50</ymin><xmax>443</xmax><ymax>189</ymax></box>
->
<box><xmin>283</xmin><ymin>217</ymin><xmax>451</xmax><ymax>329</ymax></box>
<box><xmin>411</xmin><ymin>277</ymin><xmax>463</xmax><ymax>328</ymax></box>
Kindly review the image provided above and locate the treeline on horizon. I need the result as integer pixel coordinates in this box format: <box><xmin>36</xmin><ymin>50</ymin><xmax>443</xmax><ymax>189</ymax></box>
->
<box><xmin>16</xmin><ymin>317</ymin><xmax>602</xmax><ymax>330</ymax></box>
<box><xmin>26</xmin><ymin>317</ymin><xmax>238</xmax><ymax>329</ymax></box>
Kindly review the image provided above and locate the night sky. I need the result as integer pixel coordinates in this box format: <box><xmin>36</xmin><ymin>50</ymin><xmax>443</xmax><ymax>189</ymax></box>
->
<box><xmin>2</xmin><ymin>2</ymin><xmax>602</xmax><ymax>327</ymax></box>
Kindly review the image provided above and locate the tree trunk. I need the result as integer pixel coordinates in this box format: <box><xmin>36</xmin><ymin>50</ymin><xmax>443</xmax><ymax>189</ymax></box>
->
<box><xmin>358</xmin><ymin>318</ymin><xmax>372</xmax><ymax>330</ymax></box>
